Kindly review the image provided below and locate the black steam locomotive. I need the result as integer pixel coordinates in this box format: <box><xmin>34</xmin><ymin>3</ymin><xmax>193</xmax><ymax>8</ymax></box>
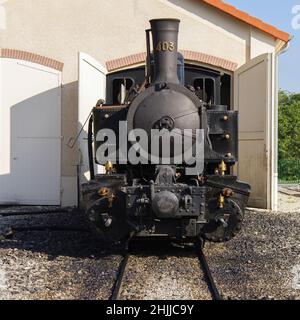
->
<box><xmin>81</xmin><ymin>19</ymin><xmax>250</xmax><ymax>244</ymax></box>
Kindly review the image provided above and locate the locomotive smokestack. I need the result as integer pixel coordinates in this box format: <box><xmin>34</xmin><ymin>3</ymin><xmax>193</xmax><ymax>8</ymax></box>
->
<box><xmin>150</xmin><ymin>18</ymin><xmax>180</xmax><ymax>84</ymax></box>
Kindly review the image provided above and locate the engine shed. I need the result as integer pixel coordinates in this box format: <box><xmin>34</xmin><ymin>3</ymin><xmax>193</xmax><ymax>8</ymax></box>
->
<box><xmin>0</xmin><ymin>0</ymin><xmax>290</xmax><ymax>210</ymax></box>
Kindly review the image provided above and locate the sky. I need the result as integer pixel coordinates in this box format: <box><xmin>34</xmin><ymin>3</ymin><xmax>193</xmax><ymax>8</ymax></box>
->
<box><xmin>225</xmin><ymin>0</ymin><xmax>300</xmax><ymax>93</ymax></box>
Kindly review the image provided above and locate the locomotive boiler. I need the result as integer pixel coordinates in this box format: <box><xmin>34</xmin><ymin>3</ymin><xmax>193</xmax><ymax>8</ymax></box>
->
<box><xmin>81</xmin><ymin>19</ymin><xmax>251</xmax><ymax>244</ymax></box>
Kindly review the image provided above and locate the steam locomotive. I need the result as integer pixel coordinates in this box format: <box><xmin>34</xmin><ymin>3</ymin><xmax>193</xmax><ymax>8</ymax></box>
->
<box><xmin>81</xmin><ymin>19</ymin><xmax>251</xmax><ymax>244</ymax></box>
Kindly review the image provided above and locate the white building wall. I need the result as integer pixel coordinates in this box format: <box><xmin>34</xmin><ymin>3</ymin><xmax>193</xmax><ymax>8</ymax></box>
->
<box><xmin>0</xmin><ymin>0</ymin><xmax>280</xmax><ymax>206</ymax></box>
<box><xmin>250</xmin><ymin>27</ymin><xmax>276</xmax><ymax>59</ymax></box>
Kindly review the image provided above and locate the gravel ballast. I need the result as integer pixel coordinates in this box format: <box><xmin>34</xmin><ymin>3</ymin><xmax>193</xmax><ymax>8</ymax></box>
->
<box><xmin>118</xmin><ymin>254</ymin><xmax>211</xmax><ymax>300</ymax></box>
<box><xmin>0</xmin><ymin>191</ymin><xmax>299</xmax><ymax>300</ymax></box>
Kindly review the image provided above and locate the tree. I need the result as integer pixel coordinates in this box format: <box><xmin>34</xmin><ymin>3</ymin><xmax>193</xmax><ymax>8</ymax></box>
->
<box><xmin>278</xmin><ymin>90</ymin><xmax>300</xmax><ymax>181</ymax></box>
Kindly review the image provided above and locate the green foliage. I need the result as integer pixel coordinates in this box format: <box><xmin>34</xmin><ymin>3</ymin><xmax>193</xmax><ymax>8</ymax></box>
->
<box><xmin>278</xmin><ymin>90</ymin><xmax>300</xmax><ymax>182</ymax></box>
<box><xmin>278</xmin><ymin>159</ymin><xmax>300</xmax><ymax>182</ymax></box>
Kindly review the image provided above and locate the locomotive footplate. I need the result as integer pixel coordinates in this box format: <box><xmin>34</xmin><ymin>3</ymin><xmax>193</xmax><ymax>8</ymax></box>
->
<box><xmin>81</xmin><ymin>173</ymin><xmax>250</xmax><ymax>242</ymax></box>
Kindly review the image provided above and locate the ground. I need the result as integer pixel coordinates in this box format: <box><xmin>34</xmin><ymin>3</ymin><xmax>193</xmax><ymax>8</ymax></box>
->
<box><xmin>0</xmin><ymin>189</ymin><xmax>299</xmax><ymax>300</ymax></box>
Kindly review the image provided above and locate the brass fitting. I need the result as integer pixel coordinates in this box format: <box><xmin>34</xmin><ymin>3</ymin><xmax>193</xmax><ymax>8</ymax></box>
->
<box><xmin>222</xmin><ymin>188</ymin><xmax>234</xmax><ymax>198</ymax></box>
<box><xmin>224</xmin><ymin>134</ymin><xmax>230</xmax><ymax>140</ymax></box>
<box><xmin>98</xmin><ymin>187</ymin><xmax>109</xmax><ymax>197</ymax></box>
<box><xmin>216</xmin><ymin>160</ymin><xmax>227</xmax><ymax>176</ymax></box>
<box><xmin>176</xmin><ymin>171</ymin><xmax>181</xmax><ymax>179</ymax></box>
<box><xmin>218</xmin><ymin>194</ymin><xmax>225</xmax><ymax>209</ymax></box>
<box><xmin>105</xmin><ymin>161</ymin><xmax>114</xmax><ymax>174</ymax></box>
<box><xmin>98</xmin><ymin>187</ymin><xmax>115</xmax><ymax>208</ymax></box>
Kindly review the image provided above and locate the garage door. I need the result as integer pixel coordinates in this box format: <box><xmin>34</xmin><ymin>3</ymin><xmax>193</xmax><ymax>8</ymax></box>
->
<box><xmin>234</xmin><ymin>53</ymin><xmax>275</xmax><ymax>210</ymax></box>
<box><xmin>78</xmin><ymin>52</ymin><xmax>107</xmax><ymax>185</ymax></box>
<box><xmin>0</xmin><ymin>58</ymin><xmax>61</xmax><ymax>205</ymax></box>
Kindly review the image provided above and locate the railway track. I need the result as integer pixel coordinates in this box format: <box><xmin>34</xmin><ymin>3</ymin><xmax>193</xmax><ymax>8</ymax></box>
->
<box><xmin>1</xmin><ymin>211</ymin><xmax>222</xmax><ymax>300</ymax></box>
<box><xmin>197</xmin><ymin>245</ymin><xmax>222</xmax><ymax>300</ymax></box>
<box><xmin>110</xmin><ymin>239</ymin><xmax>222</xmax><ymax>301</ymax></box>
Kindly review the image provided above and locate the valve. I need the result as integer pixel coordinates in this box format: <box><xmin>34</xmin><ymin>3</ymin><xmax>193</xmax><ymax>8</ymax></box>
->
<box><xmin>218</xmin><ymin>194</ymin><xmax>225</xmax><ymax>209</ymax></box>
<box><xmin>215</xmin><ymin>160</ymin><xmax>227</xmax><ymax>176</ymax></box>
<box><xmin>105</xmin><ymin>161</ymin><xmax>114</xmax><ymax>174</ymax></box>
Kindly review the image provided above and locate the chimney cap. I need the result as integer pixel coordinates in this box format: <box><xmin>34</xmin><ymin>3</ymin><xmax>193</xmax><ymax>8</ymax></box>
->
<box><xmin>149</xmin><ymin>18</ymin><xmax>180</xmax><ymax>23</ymax></box>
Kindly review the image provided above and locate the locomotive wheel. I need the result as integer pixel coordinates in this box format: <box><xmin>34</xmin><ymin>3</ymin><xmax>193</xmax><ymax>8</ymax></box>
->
<box><xmin>85</xmin><ymin>192</ymin><xmax>131</xmax><ymax>246</ymax></box>
<box><xmin>202</xmin><ymin>198</ymin><xmax>244</xmax><ymax>242</ymax></box>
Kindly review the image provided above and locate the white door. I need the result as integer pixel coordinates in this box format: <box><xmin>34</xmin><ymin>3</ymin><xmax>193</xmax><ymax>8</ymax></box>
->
<box><xmin>234</xmin><ymin>53</ymin><xmax>275</xmax><ymax>209</ymax></box>
<box><xmin>78</xmin><ymin>52</ymin><xmax>107</xmax><ymax>185</ymax></box>
<box><xmin>0</xmin><ymin>58</ymin><xmax>61</xmax><ymax>205</ymax></box>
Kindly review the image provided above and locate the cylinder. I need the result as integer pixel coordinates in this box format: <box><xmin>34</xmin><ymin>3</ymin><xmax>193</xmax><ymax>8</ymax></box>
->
<box><xmin>150</xmin><ymin>18</ymin><xmax>180</xmax><ymax>84</ymax></box>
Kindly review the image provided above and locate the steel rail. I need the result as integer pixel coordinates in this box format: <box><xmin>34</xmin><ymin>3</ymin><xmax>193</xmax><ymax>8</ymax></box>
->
<box><xmin>197</xmin><ymin>245</ymin><xmax>222</xmax><ymax>300</ymax></box>
<box><xmin>110</xmin><ymin>252</ymin><xmax>130</xmax><ymax>300</ymax></box>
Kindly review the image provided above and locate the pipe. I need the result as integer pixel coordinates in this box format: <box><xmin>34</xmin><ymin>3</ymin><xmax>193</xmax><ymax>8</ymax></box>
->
<box><xmin>149</xmin><ymin>18</ymin><xmax>180</xmax><ymax>84</ymax></box>
<box><xmin>88</xmin><ymin>114</ymin><xmax>95</xmax><ymax>180</ymax></box>
<box><xmin>146</xmin><ymin>29</ymin><xmax>152</xmax><ymax>81</ymax></box>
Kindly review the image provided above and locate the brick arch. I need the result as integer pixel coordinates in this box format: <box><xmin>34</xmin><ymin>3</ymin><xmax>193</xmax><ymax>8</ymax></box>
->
<box><xmin>0</xmin><ymin>49</ymin><xmax>64</xmax><ymax>71</ymax></box>
<box><xmin>106</xmin><ymin>50</ymin><xmax>238</xmax><ymax>73</ymax></box>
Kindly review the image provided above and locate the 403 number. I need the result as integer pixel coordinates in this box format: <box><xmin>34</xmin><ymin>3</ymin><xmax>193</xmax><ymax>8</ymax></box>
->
<box><xmin>155</xmin><ymin>41</ymin><xmax>175</xmax><ymax>52</ymax></box>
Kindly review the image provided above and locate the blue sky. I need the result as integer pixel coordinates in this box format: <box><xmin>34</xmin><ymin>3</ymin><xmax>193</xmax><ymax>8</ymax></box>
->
<box><xmin>225</xmin><ymin>0</ymin><xmax>300</xmax><ymax>93</ymax></box>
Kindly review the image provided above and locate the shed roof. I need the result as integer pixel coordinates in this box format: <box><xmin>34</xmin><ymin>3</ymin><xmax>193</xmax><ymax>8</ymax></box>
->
<box><xmin>201</xmin><ymin>0</ymin><xmax>290</xmax><ymax>42</ymax></box>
